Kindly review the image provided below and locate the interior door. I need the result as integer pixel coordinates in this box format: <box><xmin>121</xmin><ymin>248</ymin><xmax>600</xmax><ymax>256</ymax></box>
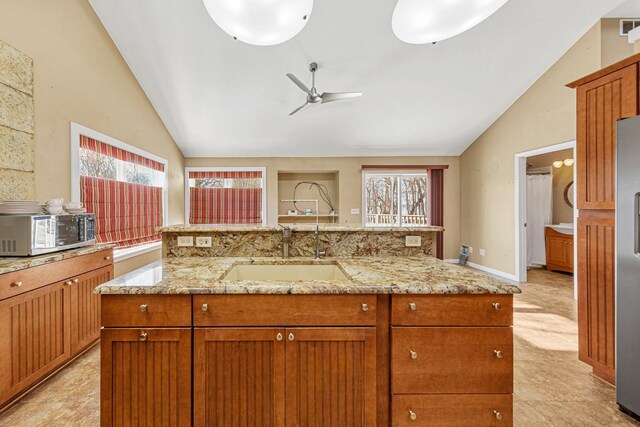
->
<box><xmin>284</xmin><ymin>327</ymin><xmax>377</xmax><ymax>427</ymax></box>
<box><xmin>193</xmin><ymin>328</ymin><xmax>286</xmax><ymax>427</ymax></box>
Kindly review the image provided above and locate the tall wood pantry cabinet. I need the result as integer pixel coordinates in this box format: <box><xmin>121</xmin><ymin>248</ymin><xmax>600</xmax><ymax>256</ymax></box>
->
<box><xmin>567</xmin><ymin>53</ymin><xmax>640</xmax><ymax>384</ymax></box>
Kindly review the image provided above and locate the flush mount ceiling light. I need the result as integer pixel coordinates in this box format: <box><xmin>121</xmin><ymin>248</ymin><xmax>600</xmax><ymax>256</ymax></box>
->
<box><xmin>203</xmin><ymin>0</ymin><xmax>313</xmax><ymax>46</ymax></box>
<box><xmin>392</xmin><ymin>0</ymin><xmax>510</xmax><ymax>44</ymax></box>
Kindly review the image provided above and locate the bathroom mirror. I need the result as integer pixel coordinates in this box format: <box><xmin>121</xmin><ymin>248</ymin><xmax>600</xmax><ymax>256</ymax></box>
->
<box><xmin>564</xmin><ymin>181</ymin><xmax>574</xmax><ymax>208</ymax></box>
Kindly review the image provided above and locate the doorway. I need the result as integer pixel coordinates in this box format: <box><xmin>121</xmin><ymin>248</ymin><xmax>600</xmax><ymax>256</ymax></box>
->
<box><xmin>515</xmin><ymin>141</ymin><xmax>577</xmax><ymax>297</ymax></box>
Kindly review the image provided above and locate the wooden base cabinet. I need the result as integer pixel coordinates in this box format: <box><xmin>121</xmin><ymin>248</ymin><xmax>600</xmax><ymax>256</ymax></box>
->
<box><xmin>545</xmin><ymin>228</ymin><xmax>574</xmax><ymax>274</ymax></box>
<box><xmin>100</xmin><ymin>328</ymin><xmax>192</xmax><ymax>427</ymax></box>
<box><xmin>193</xmin><ymin>327</ymin><xmax>377</xmax><ymax>427</ymax></box>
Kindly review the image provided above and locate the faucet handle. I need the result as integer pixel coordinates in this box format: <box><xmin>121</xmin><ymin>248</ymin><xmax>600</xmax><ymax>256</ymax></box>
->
<box><xmin>317</xmin><ymin>250</ymin><xmax>326</xmax><ymax>258</ymax></box>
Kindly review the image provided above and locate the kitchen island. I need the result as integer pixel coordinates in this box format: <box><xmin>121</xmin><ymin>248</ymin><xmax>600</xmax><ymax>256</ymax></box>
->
<box><xmin>96</xmin><ymin>255</ymin><xmax>519</xmax><ymax>426</ymax></box>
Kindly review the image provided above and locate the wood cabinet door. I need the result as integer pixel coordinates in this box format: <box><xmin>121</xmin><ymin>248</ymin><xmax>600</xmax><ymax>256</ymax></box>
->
<box><xmin>0</xmin><ymin>281</ymin><xmax>71</xmax><ymax>407</ymax></box>
<box><xmin>100</xmin><ymin>328</ymin><xmax>191</xmax><ymax>427</ymax></box>
<box><xmin>546</xmin><ymin>236</ymin><xmax>570</xmax><ymax>267</ymax></box>
<box><xmin>576</xmin><ymin>64</ymin><xmax>638</xmax><ymax>210</ymax></box>
<box><xmin>193</xmin><ymin>328</ymin><xmax>286</xmax><ymax>427</ymax></box>
<box><xmin>577</xmin><ymin>211</ymin><xmax>616</xmax><ymax>383</ymax></box>
<box><xmin>70</xmin><ymin>266</ymin><xmax>112</xmax><ymax>355</ymax></box>
<box><xmin>285</xmin><ymin>327</ymin><xmax>377</xmax><ymax>427</ymax></box>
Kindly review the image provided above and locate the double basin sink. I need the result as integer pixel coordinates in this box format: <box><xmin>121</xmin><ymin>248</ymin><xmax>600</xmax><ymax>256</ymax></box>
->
<box><xmin>222</xmin><ymin>262</ymin><xmax>352</xmax><ymax>283</ymax></box>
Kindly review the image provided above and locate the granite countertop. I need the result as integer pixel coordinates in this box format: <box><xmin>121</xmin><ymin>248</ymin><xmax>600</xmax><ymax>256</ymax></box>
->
<box><xmin>159</xmin><ymin>224</ymin><xmax>445</xmax><ymax>233</ymax></box>
<box><xmin>95</xmin><ymin>256</ymin><xmax>520</xmax><ymax>295</ymax></box>
<box><xmin>0</xmin><ymin>244</ymin><xmax>115</xmax><ymax>275</ymax></box>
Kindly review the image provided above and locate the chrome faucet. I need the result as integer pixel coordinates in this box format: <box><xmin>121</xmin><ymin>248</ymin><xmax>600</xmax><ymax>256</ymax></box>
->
<box><xmin>281</xmin><ymin>225</ymin><xmax>292</xmax><ymax>259</ymax></box>
<box><xmin>314</xmin><ymin>224</ymin><xmax>326</xmax><ymax>259</ymax></box>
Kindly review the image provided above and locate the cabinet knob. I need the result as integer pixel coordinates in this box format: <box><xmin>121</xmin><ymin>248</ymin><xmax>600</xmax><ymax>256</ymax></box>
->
<box><xmin>361</xmin><ymin>303</ymin><xmax>369</xmax><ymax>312</ymax></box>
<box><xmin>494</xmin><ymin>350</ymin><xmax>504</xmax><ymax>359</ymax></box>
<box><xmin>140</xmin><ymin>331</ymin><xmax>148</xmax><ymax>341</ymax></box>
<box><xmin>494</xmin><ymin>410</ymin><xmax>502</xmax><ymax>420</ymax></box>
<box><xmin>288</xmin><ymin>333</ymin><xmax>295</xmax><ymax>341</ymax></box>
<box><xmin>492</xmin><ymin>302</ymin><xmax>502</xmax><ymax>310</ymax></box>
<box><xmin>409</xmin><ymin>410</ymin><xmax>417</xmax><ymax>421</ymax></box>
<box><xmin>409</xmin><ymin>302</ymin><xmax>417</xmax><ymax>311</ymax></box>
<box><xmin>104</xmin><ymin>256</ymin><xmax>111</xmax><ymax>260</ymax></box>
<box><xmin>201</xmin><ymin>303</ymin><xmax>208</xmax><ymax>312</ymax></box>
<box><xmin>73</xmin><ymin>278</ymin><xmax>79</xmax><ymax>284</ymax></box>
<box><xmin>139</xmin><ymin>304</ymin><xmax>148</xmax><ymax>312</ymax></box>
<box><xmin>10</xmin><ymin>281</ymin><xmax>22</xmax><ymax>288</ymax></box>
<box><xmin>276</xmin><ymin>333</ymin><xmax>283</xmax><ymax>341</ymax></box>
<box><xmin>410</xmin><ymin>350</ymin><xmax>418</xmax><ymax>360</ymax></box>
<box><xmin>64</xmin><ymin>280</ymin><xmax>73</xmax><ymax>286</ymax></box>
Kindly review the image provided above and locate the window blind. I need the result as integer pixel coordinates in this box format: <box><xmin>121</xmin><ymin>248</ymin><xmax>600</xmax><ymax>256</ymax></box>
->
<box><xmin>80</xmin><ymin>135</ymin><xmax>165</xmax><ymax>172</ymax></box>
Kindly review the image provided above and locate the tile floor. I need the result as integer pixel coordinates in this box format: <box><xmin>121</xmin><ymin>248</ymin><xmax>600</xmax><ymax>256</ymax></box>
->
<box><xmin>0</xmin><ymin>268</ymin><xmax>638</xmax><ymax>426</ymax></box>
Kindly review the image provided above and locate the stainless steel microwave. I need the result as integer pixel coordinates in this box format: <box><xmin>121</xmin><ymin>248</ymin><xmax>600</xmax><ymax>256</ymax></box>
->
<box><xmin>0</xmin><ymin>214</ymin><xmax>96</xmax><ymax>256</ymax></box>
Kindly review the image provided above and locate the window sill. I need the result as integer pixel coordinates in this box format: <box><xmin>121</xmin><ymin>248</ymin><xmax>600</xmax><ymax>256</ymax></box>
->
<box><xmin>114</xmin><ymin>241</ymin><xmax>162</xmax><ymax>263</ymax></box>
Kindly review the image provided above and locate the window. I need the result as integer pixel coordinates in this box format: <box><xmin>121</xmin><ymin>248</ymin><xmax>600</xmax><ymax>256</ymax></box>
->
<box><xmin>363</xmin><ymin>173</ymin><xmax>429</xmax><ymax>226</ymax></box>
<box><xmin>71</xmin><ymin>123</ymin><xmax>168</xmax><ymax>251</ymax></box>
<box><xmin>185</xmin><ymin>168</ymin><xmax>266</xmax><ymax>225</ymax></box>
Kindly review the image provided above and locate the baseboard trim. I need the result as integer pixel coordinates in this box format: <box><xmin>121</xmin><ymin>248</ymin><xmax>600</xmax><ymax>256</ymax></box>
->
<box><xmin>465</xmin><ymin>261</ymin><xmax>519</xmax><ymax>282</ymax></box>
<box><xmin>444</xmin><ymin>259</ymin><xmax>459</xmax><ymax>264</ymax></box>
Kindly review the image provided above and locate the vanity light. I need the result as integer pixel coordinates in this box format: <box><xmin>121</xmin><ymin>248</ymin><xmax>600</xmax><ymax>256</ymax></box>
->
<box><xmin>202</xmin><ymin>0</ymin><xmax>313</xmax><ymax>46</ymax></box>
<box><xmin>564</xmin><ymin>158</ymin><xmax>575</xmax><ymax>167</ymax></box>
<box><xmin>553</xmin><ymin>161</ymin><xmax>564</xmax><ymax>169</ymax></box>
<box><xmin>392</xmin><ymin>0</ymin><xmax>510</xmax><ymax>44</ymax></box>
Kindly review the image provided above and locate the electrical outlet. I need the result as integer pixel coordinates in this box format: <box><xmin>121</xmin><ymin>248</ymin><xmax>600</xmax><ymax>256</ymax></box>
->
<box><xmin>469</xmin><ymin>247</ymin><xmax>473</xmax><ymax>253</ymax></box>
<box><xmin>405</xmin><ymin>236</ymin><xmax>422</xmax><ymax>247</ymax></box>
<box><xmin>479</xmin><ymin>248</ymin><xmax>486</xmax><ymax>256</ymax></box>
<box><xmin>177</xmin><ymin>236</ymin><xmax>194</xmax><ymax>247</ymax></box>
<box><xmin>196</xmin><ymin>236</ymin><xmax>212</xmax><ymax>247</ymax></box>
<box><xmin>350</xmin><ymin>208</ymin><xmax>360</xmax><ymax>215</ymax></box>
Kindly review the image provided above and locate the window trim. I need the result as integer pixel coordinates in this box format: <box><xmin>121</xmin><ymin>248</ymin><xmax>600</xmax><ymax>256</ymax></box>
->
<box><xmin>70</xmin><ymin>122</ymin><xmax>169</xmax><ymax>253</ymax></box>
<box><xmin>361</xmin><ymin>171</ymin><xmax>430</xmax><ymax>228</ymax></box>
<box><xmin>184</xmin><ymin>167</ymin><xmax>267</xmax><ymax>226</ymax></box>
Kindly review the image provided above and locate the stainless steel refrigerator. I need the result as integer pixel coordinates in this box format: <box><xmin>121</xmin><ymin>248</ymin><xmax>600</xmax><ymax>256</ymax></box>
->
<box><xmin>616</xmin><ymin>116</ymin><xmax>640</xmax><ymax>420</ymax></box>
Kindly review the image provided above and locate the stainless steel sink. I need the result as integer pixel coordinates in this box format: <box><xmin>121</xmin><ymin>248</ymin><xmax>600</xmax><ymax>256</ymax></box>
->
<box><xmin>222</xmin><ymin>263</ymin><xmax>352</xmax><ymax>282</ymax></box>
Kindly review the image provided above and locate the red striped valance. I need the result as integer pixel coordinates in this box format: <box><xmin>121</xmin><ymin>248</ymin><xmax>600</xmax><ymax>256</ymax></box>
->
<box><xmin>189</xmin><ymin>187</ymin><xmax>262</xmax><ymax>224</ymax></box>
<box><xmin>189</xmin><ymin>170</ymin><xmax>262</xmax><ymax>179</ymax></box>
<box><xmin>80</xmin><ymin>135</ymin><xmax>165</xmax><ymax>172</ymax></box>
<box><xmin>80</xmin><ymin>176</ymin><xmax>163</xmax><ymax>249</ymax></box>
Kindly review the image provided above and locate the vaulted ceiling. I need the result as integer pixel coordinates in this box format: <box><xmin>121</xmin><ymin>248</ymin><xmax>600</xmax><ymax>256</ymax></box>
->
<box><xmin>90</xmin><ymin>0</ymin><xmax>625</xmax><ymax>157</ymax></box>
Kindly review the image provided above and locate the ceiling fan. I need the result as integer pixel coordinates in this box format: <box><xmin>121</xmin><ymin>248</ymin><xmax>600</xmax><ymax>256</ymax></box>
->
<box><xmin>286</xmin><ymin>62</ymin><xmax>363</xmax><ymax>116</ymax></box>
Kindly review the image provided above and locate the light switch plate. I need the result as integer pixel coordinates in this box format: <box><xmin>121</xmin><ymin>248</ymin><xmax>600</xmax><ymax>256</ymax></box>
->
<box><xmin>405</xmin><ymin>236</ymin><xmax>422</xmax><ymax>247</ymax></box>
<box><xmin>350</xmin><ymin>208</ymin><xmax>360</xmax><ymax>215</ymax></box>
<box><xmin>196</xmin><ymin>236</ymin><xmax>212</xmax><ymax>247</ymax></box>
<box><xmin>177</xmin><ymin>236</ymin><xmax>194</xmax><ymax>247</ymax></box>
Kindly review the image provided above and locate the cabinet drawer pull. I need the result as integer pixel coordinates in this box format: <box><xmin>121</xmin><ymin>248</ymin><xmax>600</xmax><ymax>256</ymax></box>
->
<box><xmin>494</xmin><ymin>349</ymin><xmax>504</xmax><ymax>359</ymax></box>
<box><xmin>104</xmin><ymin>255</ymin><xmax>111</xmax><ymax>260</ymax></box>
<box><xmin>140</xmin><ymin>331</ymin><xmax>148</xmax><ymax>341</ymax></box>
<box><xmin>494</xmin><ymin>410</ymin><xmax>502</xmax><ymax>420</ymax></box>
<box><xmin>64</xmin><ymin>280</ymin><xmax>73</xmax><ymax>286</ymax></box>
<box><xmin>10</xmin><ymin>281</ymin><xmax>22</xmax><ymax>288</ymax></box>
<box><xmin>288</xmin><ymin>333</ymin><xmax>295</xmax><ymax>341</ymax></box>
<box><xmin>409</xmin><ymin>302</ymin><xmax>417</xmax><ymax>311</ymax></box>
<box><xmin>409</xmin><ymin>410</ymin><xmax>417</xmax><ymax>421</ymax></box>
<box><xmin>73</xmin><ymin>278</ymin><xmax>79</xmax><ymax>284</ymax></box>
<box><xmin>361</xmin><ymin>303</ymin><xmax>369</xmax><ymax>312</ymax></box>
<box><xmin>201</xmin><ymin>303</ymin><xmax>208</xmax><ymax>312</ymax></box>
<box><xmin>410</xmin><ymin>350</ymin><xmax>418</xmax><ymax>359</ymax></box>
<box><xmin>139</xmin><ymin>304</ymin><xmax>148</xmax><ymax>312</ymax></box>
<box><xmin>276</xmin><ymin>333</ymin><xmax>283</xmax><ymax>341</ymax></box>
<box><xmin>492</xmin><ymin>302</ymin><xmax>502</xmax><ymax>310</ymax></box>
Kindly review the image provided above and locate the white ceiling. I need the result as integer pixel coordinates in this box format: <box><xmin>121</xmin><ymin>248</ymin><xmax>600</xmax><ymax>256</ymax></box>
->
<box><xmin>90</xmin><ymin>0</ymin><xmax>624</xmax><ymax>158</ymax></box>
<box><xmin>606</xmin><ymin>0</ymin><xmax>640</xmax><ymax>17</ymax></box>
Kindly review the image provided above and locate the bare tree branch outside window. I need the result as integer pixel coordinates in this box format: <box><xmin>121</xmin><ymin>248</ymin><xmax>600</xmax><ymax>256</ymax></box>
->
<box><xmin>79</xmin><ymin>149</ymin><xmax>116</xmax><ymax>180</ymax></box>
<box><xmin>365</xmin><ymin>174</ymin><xmax>428</xmax><ymax>226</ymax></box>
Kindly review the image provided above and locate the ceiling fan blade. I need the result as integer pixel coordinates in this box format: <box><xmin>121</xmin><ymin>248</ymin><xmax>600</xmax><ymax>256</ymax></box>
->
<box><xmin>321</xmin><ymin>92</ymin><xmax>363</xmax><ymax>104</ymax></box>
<box><xmin>289</xmin><ymin>102</ymin><xmax>308</xmax><ymax>116</ymax></box>
<box><xmin>286</xmin><ymin>73</ymin><xmax>312</xmax><ymax>95</ymax></box>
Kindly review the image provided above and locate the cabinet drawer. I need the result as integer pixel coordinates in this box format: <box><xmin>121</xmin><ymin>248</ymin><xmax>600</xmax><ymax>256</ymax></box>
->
<box><xmin>193</xmin><ymin>295</ymin><xmax>376</xmax><ymax>326</ymax></box>
<box><xmin>392</xmin><ymin>394</ymin><xmax>513</xmax><ymax>426</ymax></box>
<box><xmin>391</xmin><ymin>294</ymin><xmax>512</xmax><ymax>326</ymax></box>
<box><xmin>101</xmin><ymin>295</ymin><xmax>191</xmax><ymax>327</ymax></box>
<box><xmin>0</xmin><ymin>248</ymin><xmax>113</xmax><ymax>301</ymax></box>
<box><xmin>391</xmin><ymin>327</ymin><xmax>513</xmax><ymax>394</ymax></box>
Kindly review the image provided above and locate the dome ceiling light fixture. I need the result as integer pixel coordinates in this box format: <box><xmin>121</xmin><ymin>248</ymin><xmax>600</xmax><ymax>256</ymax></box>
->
<box><xmin>392</xmin><ymin>0</ymin><xmax>511</xmax><ymax>44</ymax></box>
<box><xmin>202</xmin><ymin>0</ymin><xmax>314</xmax><ymax>46</ymax></box>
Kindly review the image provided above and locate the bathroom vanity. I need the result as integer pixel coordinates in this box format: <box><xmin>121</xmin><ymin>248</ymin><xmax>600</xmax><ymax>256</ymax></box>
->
<box><xmin>97</xmin><ymin>246</ymin><xmax>519</xmax><ymax>426</ymax></box>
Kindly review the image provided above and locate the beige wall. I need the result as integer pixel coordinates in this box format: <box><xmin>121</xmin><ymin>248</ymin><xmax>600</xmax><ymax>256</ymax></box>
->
<box><xmin>186</xmin><ymin>156</ymin><xmax>461</xmax><ymax>260</ymax></box>
<box><xmin>527</xmin><ymin>148</ymin><xmax>574</xmax><ymax>224</ymax></box>
<box><xmin>601</xmin><ymin>19</ymin><xmax>634</xmax><ymax>67</ymax></box>
<box><xmin>0</xmin><ymin>0</ymin><xmax>185</xmax><ymax>275</ymax></box>
<box><xmin>459</xmin><ymin>24</ymin><xmax>602</xmax><ymax>275</ymax></box>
